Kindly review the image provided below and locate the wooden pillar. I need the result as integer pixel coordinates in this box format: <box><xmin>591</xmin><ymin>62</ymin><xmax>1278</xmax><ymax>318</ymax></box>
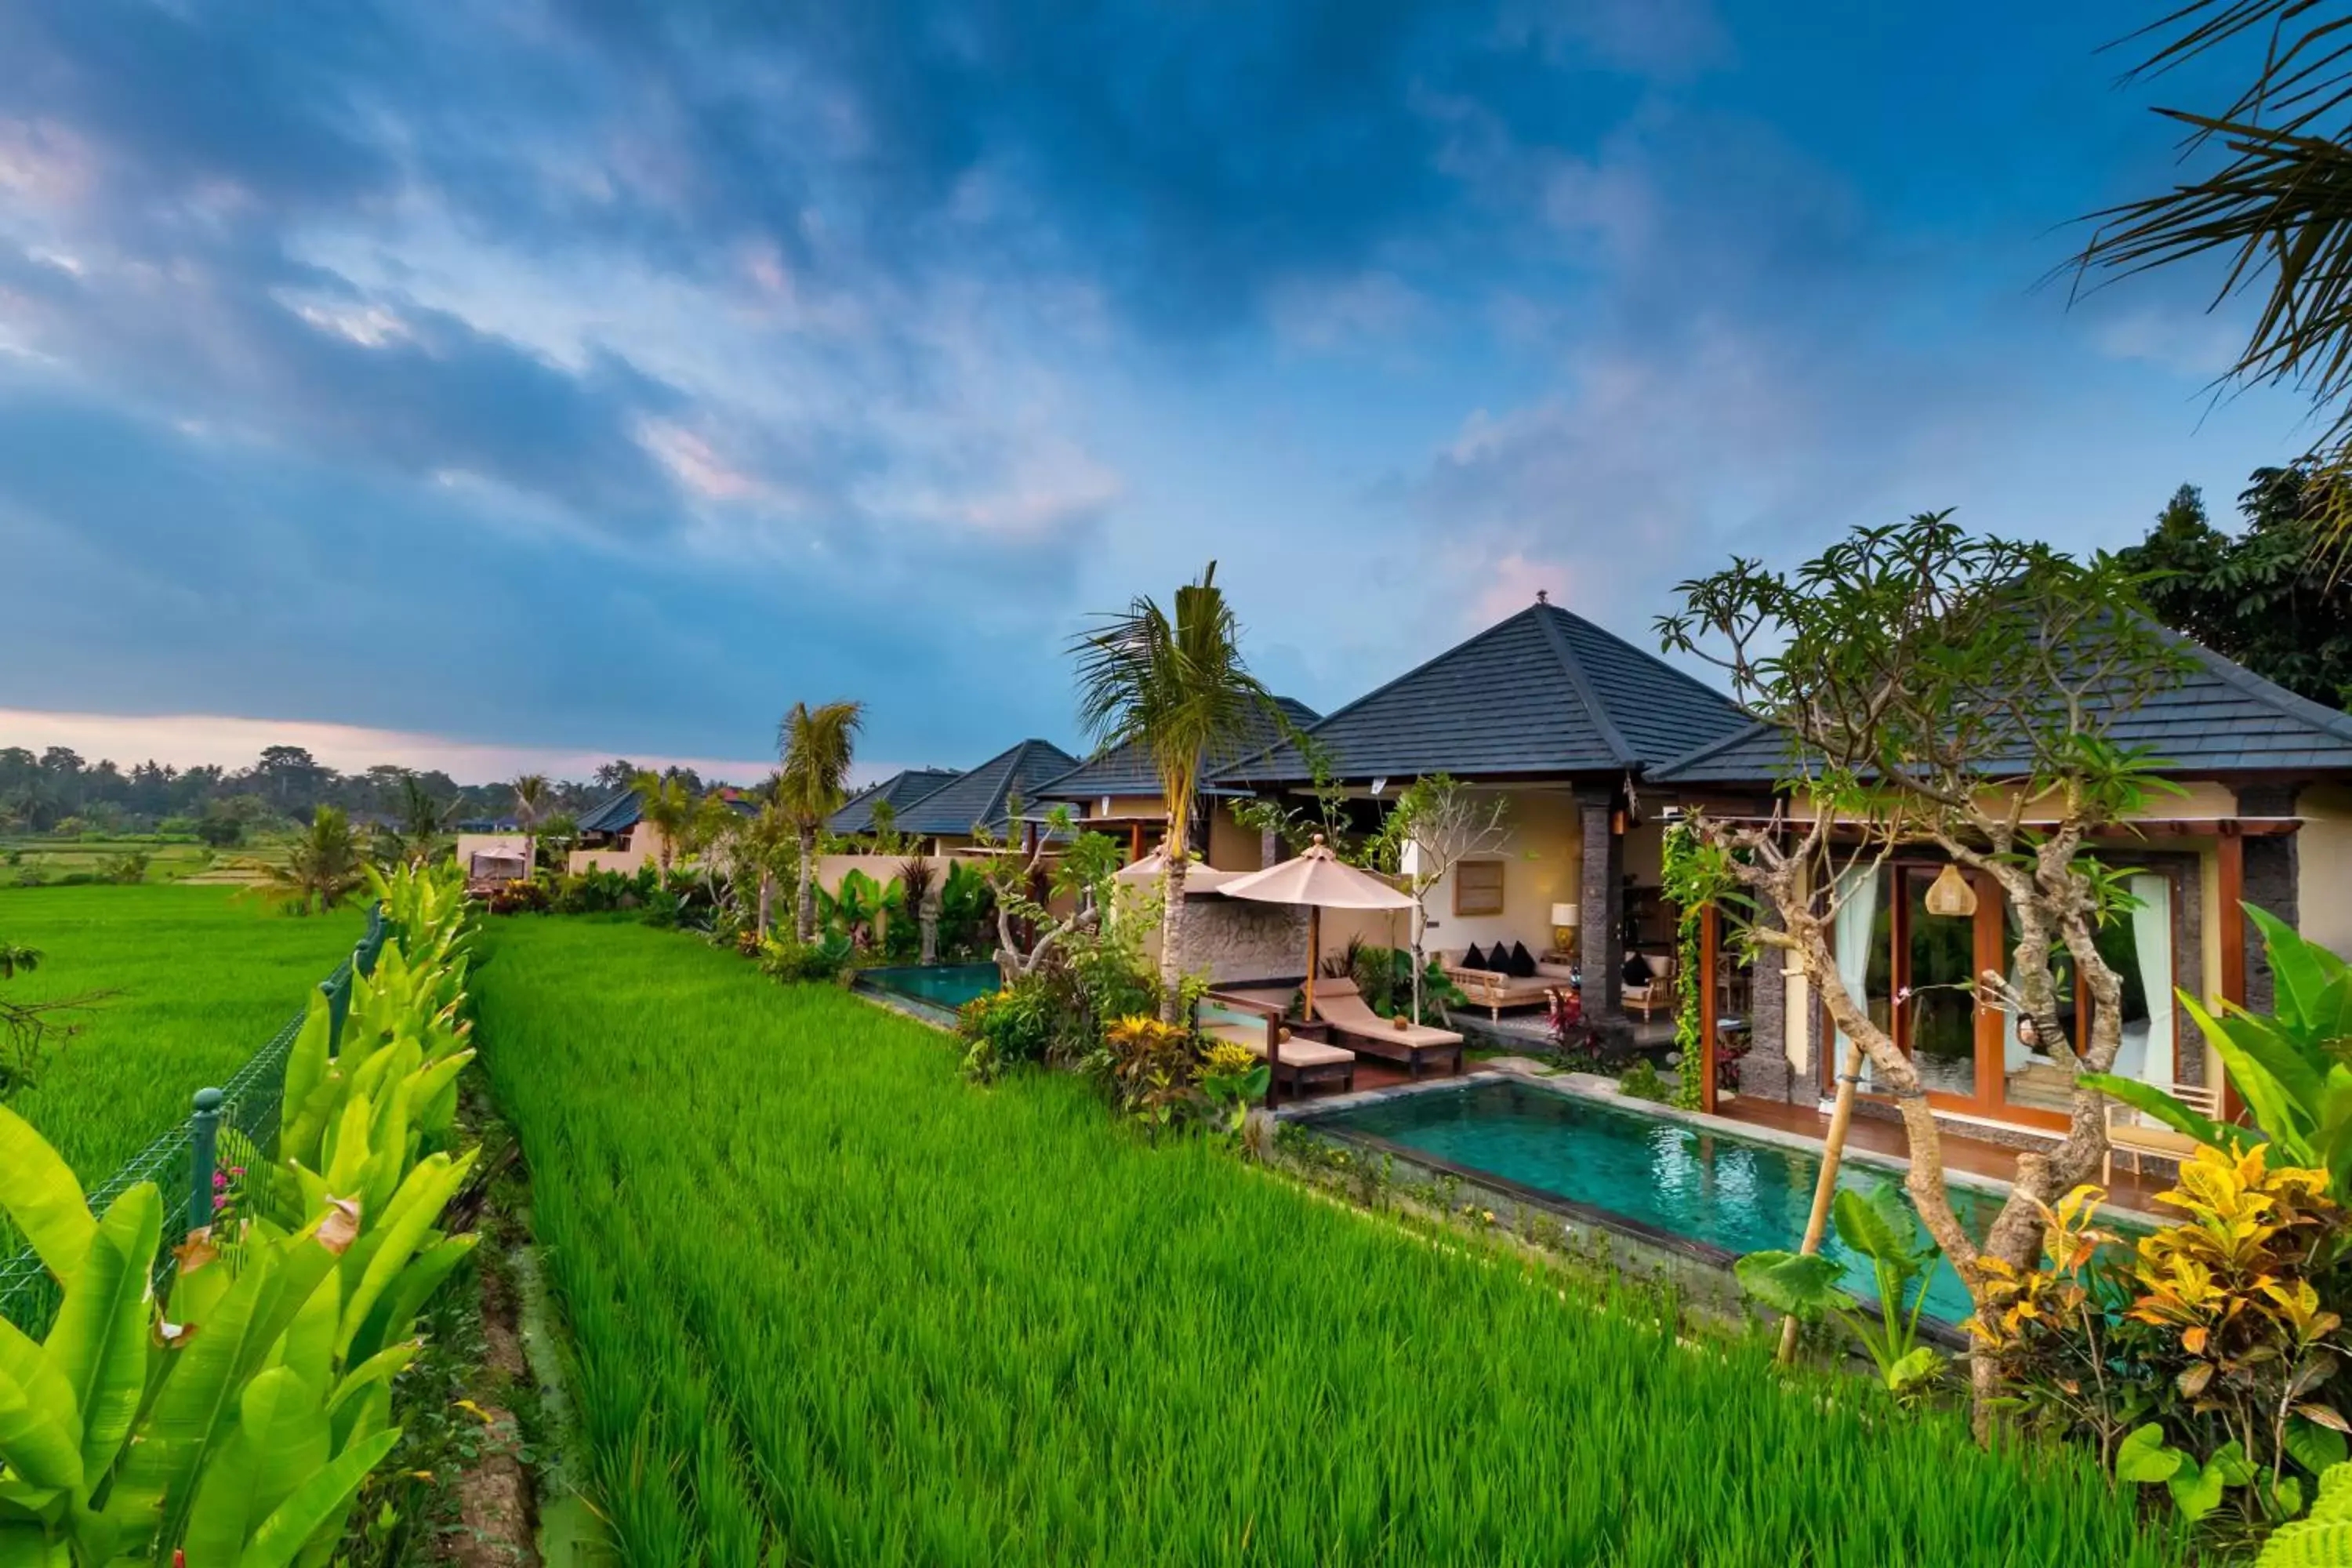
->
<box><xmin>1698</xmin><ymin>904</ymin><xmax>1719</xmax><ymax>1114</ymax></box>
<box><xmin>1127</xmin><ymin>821</ymin><xmax>1142</xmax><ymax>863</ymax></box>
<box><xmin>2217</xmin><ymin>830</ymin><xmax>2246</xmax><ymax>1122</ymax></box>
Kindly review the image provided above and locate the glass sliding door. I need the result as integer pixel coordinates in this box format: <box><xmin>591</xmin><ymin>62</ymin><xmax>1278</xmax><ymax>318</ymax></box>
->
<box><xmin>1900</xmin><ymin>866</ymin><xmax>1980</xmax><ymax>1099</ymax></box>
<box><xmin>2000</xmin><ymin>869</ymin><xmax>2176</xmax><ymax>1119</ymax></box>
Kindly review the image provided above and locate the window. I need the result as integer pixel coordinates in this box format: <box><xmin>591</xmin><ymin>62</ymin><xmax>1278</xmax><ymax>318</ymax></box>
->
<box><xmin>1454</xmin><ymin>859</ymin><xmax>1505</xmax><ymax>917</ymax></box>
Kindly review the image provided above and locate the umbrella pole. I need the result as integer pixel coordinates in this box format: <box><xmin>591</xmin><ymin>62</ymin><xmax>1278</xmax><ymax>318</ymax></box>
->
<box><xmin>1305</xmin><ymin>906</ymin><xmax>1320</xmax><ymax>1019</ymax></box>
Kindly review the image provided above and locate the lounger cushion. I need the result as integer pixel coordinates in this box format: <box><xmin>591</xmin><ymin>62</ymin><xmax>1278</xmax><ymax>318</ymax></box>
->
<box><xmin>1204</xmin><ymin>1022</ymin><xmax>1353</xmax><ymax>1067</ymax></box>
<box><xmin>1507</xmin><ymin>941</ymin><xmax>1537</xmax><ymax>978</ymax></box>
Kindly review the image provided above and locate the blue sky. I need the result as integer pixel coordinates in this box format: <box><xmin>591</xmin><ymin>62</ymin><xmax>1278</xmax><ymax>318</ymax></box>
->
<box><xmin>0</xmin><ymin>0</ymin><xmax>2315</xmax><ymax>782</ymax></box>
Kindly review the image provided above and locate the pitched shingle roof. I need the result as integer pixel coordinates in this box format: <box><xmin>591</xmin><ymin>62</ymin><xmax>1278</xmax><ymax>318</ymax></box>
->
<box><xmin>1034</xmin><ymin>697</ymin><xmax>1322</xmax><ymax>802</ymax></box>
<box><xmin>1653</xmin><ymin>629</ymin><xmax>2352</xmax><ymax>784</ymax></box>
<box><xmin>829</xmin><ymin>768</ymin><xmax>965</xmax><ymax>834</ymax></box>
<box><xmin>575</xmin><ymin>789</ymin><xmax>641</xmax><ymax>834</ymax></box>
<box><xmin>892</xmin><ymin>739</ymin><xmax>1079</xmax><ymax>836</ymax></box>
<box><xmin>1211</xmin><ymin>601</ymin><xmax>1753</xmax><ymax>785</ymax></box>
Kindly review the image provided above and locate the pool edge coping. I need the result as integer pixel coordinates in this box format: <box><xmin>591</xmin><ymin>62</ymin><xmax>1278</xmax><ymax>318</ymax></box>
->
<box><xmin>1280</xmin><ymin>1062</ymin><xmax>2166</xmax><ymax>1230</ymax></box>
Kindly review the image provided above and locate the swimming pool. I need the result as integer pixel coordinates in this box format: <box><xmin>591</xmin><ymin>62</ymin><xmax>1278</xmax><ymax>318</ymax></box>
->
<box><xmin>1310</xmin><ymin>1077</ymin><xmax>2091</xmax><ymax>1327</ymax></box>
<box><xmin>856</xmin><ymin>962</ymin><xmax>1002</xmax><ymax>1014</ymax></box>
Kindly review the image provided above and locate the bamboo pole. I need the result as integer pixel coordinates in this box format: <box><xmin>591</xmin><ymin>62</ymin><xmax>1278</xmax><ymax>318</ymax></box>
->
<box><xmin>1780</xmin><ymin>1032</ymin><xmax>1864</xmax><ymax>1364</ymax></box>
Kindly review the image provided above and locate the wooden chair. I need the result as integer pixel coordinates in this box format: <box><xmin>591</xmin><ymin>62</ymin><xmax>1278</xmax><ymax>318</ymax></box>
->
<box><xmin>1622</xmin><ymin>951</ymin><xmax>1675</xmax><ymax>1023</ymax></box>
<box><xmin>2104</xmin><ymin>1081</ymin><xmax>2224</xmax><ymax>1185</ymax></box>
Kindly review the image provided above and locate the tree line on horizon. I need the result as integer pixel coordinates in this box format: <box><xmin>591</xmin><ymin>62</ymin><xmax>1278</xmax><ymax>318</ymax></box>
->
<box><xmin>0</xmin><ymin>745</ymin><xmax>734</xmax><ymax>842</ymax></box>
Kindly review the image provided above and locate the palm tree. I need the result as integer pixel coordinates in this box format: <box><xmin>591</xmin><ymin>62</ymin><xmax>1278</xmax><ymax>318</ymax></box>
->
<box><xmin>777</xmin><ymin>701</ymin><xmax>865</xmax><ymax>942</ymax></box>
<box><xmin>249</xmin><ymin>806</ymin><xmax>367</xmax><ymax>915</ymax></box>
<box><xmin>1072</xmin><ymin>561</ymin><xmax>1275</xmax><ymax>1021</ymax></box>
<box><xmin>511</xmin><ymin>773</ymin><xmax>550</xmax><ymax>830</ymax></box>
<box><xmin>630</xmin><ymin>771</ymin><xmax>699</xmax><ymax>874</ymax></box>
<box><xmin>2077</xmin><ymin>2</ymin><xmax>2352</xmax><ymax>564</ymax></box>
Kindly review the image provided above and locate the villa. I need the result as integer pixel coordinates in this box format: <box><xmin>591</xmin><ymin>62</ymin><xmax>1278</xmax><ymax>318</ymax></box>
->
<box><xmin>1172</xmin><ymin>592</ymin><xmax>2352</xmax><ymax>1152</ymax></box>
<box><xmin>1029</xmin><ymin>695</ymin><xmax>1323</xmax><ymax>865</ymax></box>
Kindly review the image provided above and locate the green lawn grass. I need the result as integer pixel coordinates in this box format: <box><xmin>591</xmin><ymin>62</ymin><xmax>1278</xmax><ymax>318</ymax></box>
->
<box><xmin>474</xmin><ymin>918</ymin><xmax>2184</xmax><ymax>1568</ymax></box>
<box><xmin>0</xmin><ymin>884</ymin><xmax>364</xmax><ymax>1183</ymax></box>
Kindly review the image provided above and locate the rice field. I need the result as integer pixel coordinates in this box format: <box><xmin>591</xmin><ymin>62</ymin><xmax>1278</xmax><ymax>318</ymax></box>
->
<box><xmin>0</xmin><ymin>884</ymin><xmax>365</xmax><ymax>1182</ymax></box>
<box><xmin>475</xmin><ymin>918</ymin><xmax>2185</xmax><ymax>1568</ymax></box>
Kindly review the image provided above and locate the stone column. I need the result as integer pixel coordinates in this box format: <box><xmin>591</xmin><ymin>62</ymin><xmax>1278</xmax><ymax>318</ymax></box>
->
<box><xmin>1740</xmin><ymin>902</ymin><xmax>1795</xmax><ymax>1102</ymax></box>
<box><xmin>1260</xmin><ymin>823</ymin><xmax>1279</xmax><ymax>871</ymax></box>
<box><xmin>2235</xmin><ymin>784</ymin><xmax>2302</xmax><ymax>1014</ymax></box>
<box><xmin>1577</xmin><ymin>796</ymin><xmax>1624</xmax><ymax>1021</ymax></box>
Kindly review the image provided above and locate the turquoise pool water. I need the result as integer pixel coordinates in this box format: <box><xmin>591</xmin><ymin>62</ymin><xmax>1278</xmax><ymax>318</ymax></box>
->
<box><xmin>1316</xmin><ymin>1077</ymin><xmax>2032</xmax><ymax>1326</ymax></box>
<box><xmin>858</xmin><ymin>962</ymin><xmax>1002</xmax><ymax>1011</ymax></box>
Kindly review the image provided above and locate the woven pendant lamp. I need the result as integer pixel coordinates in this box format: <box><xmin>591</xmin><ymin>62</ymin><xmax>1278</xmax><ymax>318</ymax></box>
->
<box><xmin>1924</xmin><ymin>862</ymin><xmax>1977</xmax><ymax>918</ymax></box>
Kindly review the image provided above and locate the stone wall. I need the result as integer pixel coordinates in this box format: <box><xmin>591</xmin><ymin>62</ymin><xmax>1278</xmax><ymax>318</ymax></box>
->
<box><xmin>1168</xmin><ymin>898</ymin><xmax>1312</xmax><ymax>985</ymax></box>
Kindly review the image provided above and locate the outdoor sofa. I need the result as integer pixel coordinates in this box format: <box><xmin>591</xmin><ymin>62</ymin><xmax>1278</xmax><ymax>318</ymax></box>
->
<box><xmin>1437</xmin><ymin>947</ymin><xmax>1577</xmax><ymax>1020</ymax></box>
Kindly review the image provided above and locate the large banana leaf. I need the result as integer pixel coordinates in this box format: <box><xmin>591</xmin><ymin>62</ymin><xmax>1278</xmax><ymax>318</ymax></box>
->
<box><xmin>42</xmin><ymin>1185</ymin><xmax>158</xmax><ymax>1483</ymax></box>
<box><xmin>232</xmin><ymin>1427</ymin><xmax>398</xmax><ymax>1568</ymax></box>
<box><xmin>180</xmin><ymin>1367</ymin><xmax>329</xmax><ymax>1568</ymax></box>
<box><xmin>0</xmin><ymin>1339</ymin><xmax>81</xmax><ymax>1494</ymax></box>
<box><xmin>113</xmin><ymin>1249</ymin><xmax>280</xmax><ymax>1557</ymax></box>
<box><xmin>0</xmin><ymin>1109</ymin><xmax>93</xmax><ymax>1287</ymax></box>
<box><xmin>336</xmin><ymin>1152</ymin><xmax>472</xmax><ymax>1358</ymax></box>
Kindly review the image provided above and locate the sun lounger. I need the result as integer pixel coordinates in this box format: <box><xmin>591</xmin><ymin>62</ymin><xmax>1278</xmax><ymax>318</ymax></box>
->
<box><xmin>1308</xmin><ymin>979</ymin><xmax>1465</xmax><ymax>1078</ymax></box>
<box><xmin>1199</xmin><ymin>996</ymin><xmax>1354</xmax><ymax>1102</ymax></box>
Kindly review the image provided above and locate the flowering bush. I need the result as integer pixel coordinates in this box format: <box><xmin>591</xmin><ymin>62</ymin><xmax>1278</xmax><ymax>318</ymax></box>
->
<box><xmin>1968</xmin><ymin>1149</ymin><xmax>2349</xmax><ymax>1545</ymax></box>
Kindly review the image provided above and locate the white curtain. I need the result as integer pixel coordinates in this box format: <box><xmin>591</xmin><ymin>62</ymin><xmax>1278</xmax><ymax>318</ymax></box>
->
<box><xmin>2122</xmin><ymin>873</ymin><xmax>2172</xmax><ymax>1087</ymax></box>
<box><xmin>1832</xmin><ymin>865</ymin><xmax>1880</xmax><ymax>1079</ymax></box>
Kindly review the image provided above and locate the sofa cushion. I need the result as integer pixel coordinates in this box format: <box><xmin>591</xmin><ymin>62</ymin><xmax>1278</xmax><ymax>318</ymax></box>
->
<box><xmin>1461</xmin><ymin>943</ymin><xmax>1488</xmax><ymax>971</ymax></box>
<box><xmin>1623</xmin><ymin>953</ymin><xmax>1653</xmax><ymax>987</ymax></box>
<box><xmin>1506</xmin><ymin>941</ymin><xmax>1538</xmax><ymax>978</ymax></box>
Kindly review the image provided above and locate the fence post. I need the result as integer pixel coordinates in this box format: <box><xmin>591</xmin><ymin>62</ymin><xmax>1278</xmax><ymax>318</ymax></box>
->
<box><xmin>188</xmin><ymin>1087</ymin><xmax>224</xmax><ymax>1235</ymax></box>
<box><xmin>320</xmin><ymin>973</ymin><xmax>349</xmax><ymax>1044</ymax></box>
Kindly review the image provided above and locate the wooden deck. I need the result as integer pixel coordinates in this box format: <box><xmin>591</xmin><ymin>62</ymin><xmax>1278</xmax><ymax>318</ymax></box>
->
<box><xmin>1716</xmin><ymin>1094</ymin><xmax>2178</xmax><ymax>1214</ymax></box>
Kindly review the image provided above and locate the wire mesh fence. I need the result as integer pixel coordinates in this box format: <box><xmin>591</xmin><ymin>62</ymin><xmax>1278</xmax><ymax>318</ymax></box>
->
<box><xmin>0</xmin><ymin>902</ymin><xmax>388</xmax><ymax>1334</ymax></box>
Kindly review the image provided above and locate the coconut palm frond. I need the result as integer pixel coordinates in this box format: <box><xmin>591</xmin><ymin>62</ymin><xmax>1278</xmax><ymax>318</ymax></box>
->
<box><xmin>777</xmin><ymin>701</ymin><xmax>866</xmax><ymax>830</ymax></box>
<box><xmin>2080</xmin><ymin>1</ymin><xmax>2352</xmax><ymax>564</ymax></box>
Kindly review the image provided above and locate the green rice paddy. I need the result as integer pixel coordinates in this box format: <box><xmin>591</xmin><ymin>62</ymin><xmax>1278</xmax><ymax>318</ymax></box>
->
<box><xmin>0</xmin><ymin>884</ymin><xmax>364</xmax><ymax>1183</ymax></box>
<box><xmin>475</xmin><ymin>918</ymin><xmax>2184</xmax><ymax>1568</ymax></box>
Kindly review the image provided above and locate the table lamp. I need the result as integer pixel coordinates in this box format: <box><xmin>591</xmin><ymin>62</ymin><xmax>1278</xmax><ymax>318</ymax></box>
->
<box><xmin>1550</xmin><ymin>902</ymin><xmax>1578</xmax><ymax>953</ymax></box>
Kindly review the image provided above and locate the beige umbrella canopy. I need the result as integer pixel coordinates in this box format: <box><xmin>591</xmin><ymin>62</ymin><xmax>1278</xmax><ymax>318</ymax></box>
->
<box><xmin>1218</xmin><ymin>836</ymin><xmax>1414</xmax><ymax>1015</ymax></box>
<box><xmin>1112</xmin><ymin>845</ymin><xmax>1243</xmax><ymax>894</ymax></box>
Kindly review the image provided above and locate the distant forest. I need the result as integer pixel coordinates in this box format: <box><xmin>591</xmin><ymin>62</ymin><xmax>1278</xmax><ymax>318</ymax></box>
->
<box><xmin>0</xmin><ymin>744</ymin><xmax>728</xmax><ymax>840</ymax></box>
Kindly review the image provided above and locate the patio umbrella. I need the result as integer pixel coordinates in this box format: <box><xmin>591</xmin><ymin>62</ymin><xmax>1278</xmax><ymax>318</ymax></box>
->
<box><xmin>1111</xmin><ymin>845</ymin><xmax>1243</xmax><ymax>895</ymax></box>
<box><xmin>1218</xmin><ymin>836</ymin><xmax>1414</xmax><ymax>1017</ymax></box>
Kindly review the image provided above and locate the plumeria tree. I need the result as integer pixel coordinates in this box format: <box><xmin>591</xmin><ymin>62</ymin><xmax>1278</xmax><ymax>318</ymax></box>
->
<box><xmin>1657</xmin><ymin>512</ymin><xmax>2193</xmax><ymax>1425</ymax></box>
<box><xmin>1072</xmin><ymin>561</ymin><xmax>1276</xmax><ymax>1022</ymax></box>
<box><xmin>1377</xmin><ymin>774</ymin><xmax>1510</xmax><ymax>1024</ymax></box>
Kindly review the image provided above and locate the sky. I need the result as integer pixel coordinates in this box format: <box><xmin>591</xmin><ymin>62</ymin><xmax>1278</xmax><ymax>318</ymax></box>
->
<box><xmin>0</xmin><ymin>0</ymin><xmax>2318</xmax><ymax>785</ymax></box>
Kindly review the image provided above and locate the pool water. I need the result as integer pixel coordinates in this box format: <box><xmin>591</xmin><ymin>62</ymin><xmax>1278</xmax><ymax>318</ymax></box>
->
<box><xmin>1319</xmin><ymin>1078</ymin><xmax>2039</xmax><ymax>1326</ymax></box>
<box><xmin>858</xmin><ymin>962</ymin><xmax>1003</xmax><ymax>1011</ymax></box>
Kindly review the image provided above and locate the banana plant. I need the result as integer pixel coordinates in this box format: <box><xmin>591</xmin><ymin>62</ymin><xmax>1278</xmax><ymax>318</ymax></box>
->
<box><xmin>2084</xmin><ymin>908</ymin><xmax>2352</xmax><ymax>1203</ymax></box>
<box><xmin>1736</xmin><ymin>1181</ymin><xmax>1947</xmax><ymax>1403</ymax></box>
<box><xmin>0</xmin><ymin>1102</ymin><xmax>469</xmax><ymax>1566</ymax></box>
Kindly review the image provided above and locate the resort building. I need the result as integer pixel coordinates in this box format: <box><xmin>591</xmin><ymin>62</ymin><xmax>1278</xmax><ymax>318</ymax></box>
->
<box><xmin>1196</xmin><ymin>592</ymin><xmax>2352</xmax><ymax>1149</ymax></box>
<box><xmin>1030</xmin><ymin>696</ymin><xmax>1322</xmax><ymax>869</ymax></box>
<box><xmin>878</xmin><ymin>739</ymin><xmax>1077</xmax><ymax>852</ymax></box>
<box><xmin>566</xmin><ymin>788</ymin><xmax>666</xmax><ymax>874</ymax></box>
<box><xmin>829</xmin><ymin>768</ymin><xmax>965</xmax><ymax>840</ymax></box>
